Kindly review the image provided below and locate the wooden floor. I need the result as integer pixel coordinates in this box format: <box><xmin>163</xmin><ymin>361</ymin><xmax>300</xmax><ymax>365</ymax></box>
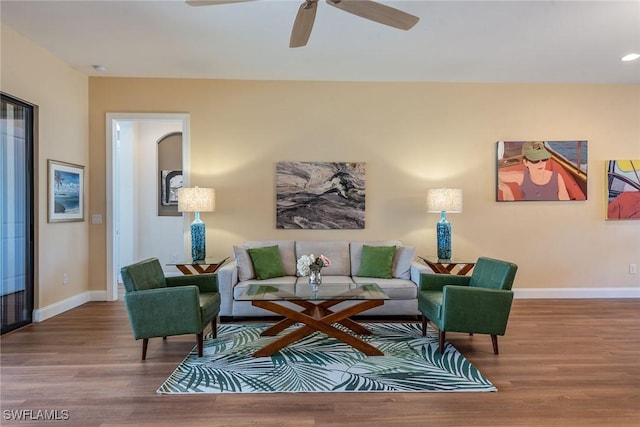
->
<box><xmin>1</xmin><ymin>295</ymin><xmax>639</xmax><ymax>426</ymax></box>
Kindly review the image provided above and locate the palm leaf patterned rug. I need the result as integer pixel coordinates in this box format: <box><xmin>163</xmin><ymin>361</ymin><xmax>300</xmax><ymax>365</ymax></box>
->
<box><xmin>157</xmin><ymin>323</ymin><xmax>496</xmax><ymax>393</ymax></box>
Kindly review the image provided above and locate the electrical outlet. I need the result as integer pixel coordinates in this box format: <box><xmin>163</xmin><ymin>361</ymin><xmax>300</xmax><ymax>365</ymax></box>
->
<box><xmin>63</xmin><ymin>273</ymin><xmax>69</xmax><ymax>284</ymax></box>
<box><xmin>630</xmin><ymin>264</ymin><xmax>637</xmax><ymax>274</ymax></box>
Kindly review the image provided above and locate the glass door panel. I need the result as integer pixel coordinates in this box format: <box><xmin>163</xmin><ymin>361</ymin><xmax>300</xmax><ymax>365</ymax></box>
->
<box><xmin>1</xmin><ymin>93</ymin><xmax>34</xmax><ymax>334</ymax></box>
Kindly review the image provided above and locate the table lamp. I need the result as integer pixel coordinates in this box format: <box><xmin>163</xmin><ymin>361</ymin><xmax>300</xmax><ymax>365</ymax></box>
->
<box><xmin>178</xmin><ymin>186</ymin><xmax>215</xmax><ymax>262</ymax></box>
<box><xmin>427</xmin><ymin>188</ymin><xmax>462</xmax><ymax>260</ymax></box>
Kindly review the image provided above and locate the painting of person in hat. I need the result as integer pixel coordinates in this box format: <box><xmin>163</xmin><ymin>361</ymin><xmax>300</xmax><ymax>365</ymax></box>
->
<box><xmin>498</xmin><ymin>141</ymin><xmax>570</xmax><ymax>201</ymax></box>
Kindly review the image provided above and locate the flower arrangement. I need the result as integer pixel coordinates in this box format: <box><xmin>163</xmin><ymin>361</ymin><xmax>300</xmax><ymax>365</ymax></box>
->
<box><xmin>297</xmin><ymin>254</ymin><xmax>331</xmax><ymax>276</ymax></box>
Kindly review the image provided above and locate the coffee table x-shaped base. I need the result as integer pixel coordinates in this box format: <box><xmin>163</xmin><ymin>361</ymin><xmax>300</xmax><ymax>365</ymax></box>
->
<box><xmin>250</xmin><ymin>299</ymin><xmax>385</xmax><ymax>357</ymax></box>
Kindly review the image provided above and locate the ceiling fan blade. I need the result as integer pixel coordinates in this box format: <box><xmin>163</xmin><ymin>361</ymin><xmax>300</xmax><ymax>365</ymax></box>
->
<box><xmin>185</xmin><ymin>0</ymin><xmax>255</xmax><ymax>6</ymax></box>
<box><xmin>290</xmin><ymin>1</ymin><xmax>318</xmax><ymax>48</ymax></box>
<box><xmin>326</xmin><ymin>0</ymin><xmax>419</xmax><ymax>30</ymax></box>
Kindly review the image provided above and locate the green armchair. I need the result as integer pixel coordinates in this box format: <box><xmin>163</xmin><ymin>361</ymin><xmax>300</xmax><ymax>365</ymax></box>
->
<box><xmin>120</xmin><ymin>258</ymin><xmax>220</xmax><ymax>360</ymax></box>
<box><xmin>418</xmin><ymin>257</ymin><xmax>518</xmax><ymax>355</ymax></box>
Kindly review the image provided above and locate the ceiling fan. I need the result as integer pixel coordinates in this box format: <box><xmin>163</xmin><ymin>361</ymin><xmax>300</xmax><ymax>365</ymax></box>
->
<box><xmin>185</xmin><ymin>0</ymin><xmax>420</xmax><ymax>48</ymax></box>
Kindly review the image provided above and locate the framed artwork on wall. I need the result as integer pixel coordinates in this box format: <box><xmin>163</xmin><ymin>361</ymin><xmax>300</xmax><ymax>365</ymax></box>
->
<box><xmin>606</xmin><ymin>160</ymin><xmax>640</xmax><ymax>220</ymax></box>
<box><xmin>161</xmin><ymin>170</ymin><xmax>182</xmax><ymax>206</ymax></box>
<box><xmin>276</xmin><ymin>161</ymin><xmax>365</xmax><ymax>229</ymax></box>
<box><xmin>496</xmin><ymin>140</ymin><xmax>588</xmax><ymax>202</ymax></box>
<box><xmin>47</xmin><ymin>159</ymin><xmax>84</xmax><ymax>223</ymax></box>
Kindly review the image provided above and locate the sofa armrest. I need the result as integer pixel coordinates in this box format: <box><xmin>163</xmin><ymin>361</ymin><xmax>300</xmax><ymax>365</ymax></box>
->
<box><xmin>410</xmin><ymin>260</ymin><xmax>432</xmax><ymax>285</ymax></box>
<box><xmin>419</xmin><ymin>273</ymin><xmax>471</xmax><ymax>291</ymax></box>
<box><xmin>216</xmin><ymin>261</ymin><xmax>238</xmax><ymax>317</ymax></box>
<box><xmin>166</xmin><ymin>273</ymin><xmax>218</xmax><ymax>293</ymax></box>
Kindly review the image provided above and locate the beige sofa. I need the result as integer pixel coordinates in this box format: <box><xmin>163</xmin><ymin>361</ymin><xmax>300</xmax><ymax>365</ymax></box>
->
<box><xmin>217</xmin><ymin>240</ymin><xmax>432</xmax><ymax>320</ymax></box>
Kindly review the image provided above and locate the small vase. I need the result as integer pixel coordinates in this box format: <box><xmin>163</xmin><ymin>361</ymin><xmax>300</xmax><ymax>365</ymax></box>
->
<box><xmin>309</xmin><ymin>269</ymin><xmax>322</xmax><ymax>290</ymax></box>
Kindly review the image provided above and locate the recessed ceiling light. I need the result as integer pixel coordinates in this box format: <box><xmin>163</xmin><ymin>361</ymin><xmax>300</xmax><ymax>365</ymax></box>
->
<box><xmin>92</xmin><ymin>64</ymin><xmax>107</xmax><ymax>72</ymax></box>
<box><xmin>621</xmin><ymin>53</ymin><xmax>640</xmax><ymax>62</ymax></box>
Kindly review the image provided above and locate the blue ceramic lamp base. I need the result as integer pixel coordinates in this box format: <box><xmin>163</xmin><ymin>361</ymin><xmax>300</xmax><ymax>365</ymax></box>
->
<box><xmin>436</xmin><ymin>211</ymin><xmax>452</xmax><ymax>260</ymax></box>
<box><xmin>191</xmin><ymin>212</ymin><xmax>206</xmax><ymax>262</ymax></box>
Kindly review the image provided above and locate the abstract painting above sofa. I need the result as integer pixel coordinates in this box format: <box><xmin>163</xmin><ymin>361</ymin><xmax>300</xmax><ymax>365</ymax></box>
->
<box><xmin>275</xmin><ymin>162</ymin><xmax>365</xmax><ymax>229</ymax></box>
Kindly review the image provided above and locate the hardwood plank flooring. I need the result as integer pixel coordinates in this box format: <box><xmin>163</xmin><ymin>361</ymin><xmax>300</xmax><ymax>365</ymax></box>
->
<box><xmin>1</xmin><ymin>295</ymin><xmax>639</xmax><ymax>426</ymax></box>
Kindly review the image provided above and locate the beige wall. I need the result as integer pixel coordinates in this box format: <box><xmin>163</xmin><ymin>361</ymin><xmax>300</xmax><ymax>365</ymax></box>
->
<box><xmin>1</xmin><ymin>25</ymin><xmax>89</xmax><ymax>308</ymax></box>
<box><xmin>2</xmin><ymin>22</ymin><xmax>638</xmax><ymax>316</ymax></box>
<box><xmin>89</xmin><ymin>78</ymin><xmax>640</xmax><ymax>292</ymax></box>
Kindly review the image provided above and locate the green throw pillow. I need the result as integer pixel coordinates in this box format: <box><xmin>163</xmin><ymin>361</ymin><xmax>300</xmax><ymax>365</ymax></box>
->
<box><xmin>248</xmin><ymin>246</ymin><xmax>286</xmax><ymax>280</ymax></box>
<box><xmin>357</xmin><ymin>245</ymin><xmax>396</xmax><ymax>279</ymax></box>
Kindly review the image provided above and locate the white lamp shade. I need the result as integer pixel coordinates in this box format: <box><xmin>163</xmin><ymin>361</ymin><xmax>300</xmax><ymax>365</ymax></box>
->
<box><xmin>427</xmin><ymin>188</ymin><xmax>462</xmax><ymax>213</ymax></box>
<box><xmin>178</xmin><ymin>187</ymin><xmax>215</xmax><ymax>212</ymax></box>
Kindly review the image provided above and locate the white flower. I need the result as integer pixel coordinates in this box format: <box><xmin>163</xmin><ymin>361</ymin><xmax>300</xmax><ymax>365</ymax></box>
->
<box><xmin>297</xmin><ymin>255</ymin><xmax>313</xmax><ymax>276</ymax></box>
<box><xmin>296</xmin><ymin>254</ymin><xmax>331</xmax><ymax>276</ymax></box>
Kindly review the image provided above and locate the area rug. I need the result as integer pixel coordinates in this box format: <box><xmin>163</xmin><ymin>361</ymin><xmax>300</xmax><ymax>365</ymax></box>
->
<box><xmin>157</xmin><ymin>323</ymin><xmax>496</xmax><ymax>393</ymax></box>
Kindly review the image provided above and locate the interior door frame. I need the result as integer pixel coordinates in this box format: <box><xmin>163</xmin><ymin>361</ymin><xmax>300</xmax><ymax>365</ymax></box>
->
<box><xmin>105</xmin><ymin>113</ymin><xmax>190</xmax><ymax>301</ymax></box>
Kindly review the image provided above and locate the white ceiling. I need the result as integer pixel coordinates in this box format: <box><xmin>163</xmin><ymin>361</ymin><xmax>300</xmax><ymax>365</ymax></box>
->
<box><xmin>1</xmin><ymin>0</ymin><xmax>639</xmax><ymax>83</ymax></box>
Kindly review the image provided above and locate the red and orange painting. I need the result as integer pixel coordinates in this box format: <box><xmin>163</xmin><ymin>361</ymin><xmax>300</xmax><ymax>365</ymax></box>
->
<box><xmin>497</xmin><ymin>141</ymin><xmax>587</xmax><ymax>202</ymax></box>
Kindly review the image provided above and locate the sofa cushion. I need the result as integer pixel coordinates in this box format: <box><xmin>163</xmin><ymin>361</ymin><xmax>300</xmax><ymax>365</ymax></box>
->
<box><xmin>233</xmin><ymin>246</ymin><xmax>255</xmax><ymax>281</ymax></box>
<box><xmin>392</xmin><ymin>246</ymin><xmax>416</xmax><ymax>280</ymax></box>
<box><xmin>248</xmin><ymin>246</ymin><xmax>287</xmax><ymax>280</ymax></box>
<box><xmin>357</xmin><ymin>245</ymin><xmax>396</xmax><ymax>279</ymax></box>
<box><xmin>244</xmin><ymin>240</ymin><xmax>297</xmax><ymax>276</ymax></box>
<box><xmin>350</xmin><ymin>240</ymin><xmax>404</xmax><ymax>277</ymax></box>
<box><xmin>295</xmin><ymin>241</ymin><xmax>350</xmax><ymax>276</ymax></box>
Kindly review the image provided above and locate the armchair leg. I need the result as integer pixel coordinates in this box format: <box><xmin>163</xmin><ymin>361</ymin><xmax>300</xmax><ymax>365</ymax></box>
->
<box><xmin>439</xmin><ymin>331</ymin><xmax>446</xmax><ymax>354</ymax></box>
<box><xmin>196</xmin><ymin>332</ymin><xmax>204</xmax><ymax>357</ymax></box>
<box><xmin>141</xmin><ymin>338</ymin><xmax>149</xmax><ymax>361</ymax></box>
<box><xmin>211</xmin><ymin>317</ymin><xmax>218</xmax><ymax>339</ymax></box>
<box><xmin>491</xmin><ymin>335</ymin><xmax>499</xmax><ymax>355</ymax></box>
<box><xmin>421</xmin><ymin>316</ymin><xmax>428</xmax><ymax>336</ymax></box>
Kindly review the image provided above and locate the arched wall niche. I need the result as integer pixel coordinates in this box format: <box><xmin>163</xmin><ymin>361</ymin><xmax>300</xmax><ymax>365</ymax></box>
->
<box><xmin>157</xmin><ymin>131</ymin><xmax>183</xmax><ymax>216</ymax></box>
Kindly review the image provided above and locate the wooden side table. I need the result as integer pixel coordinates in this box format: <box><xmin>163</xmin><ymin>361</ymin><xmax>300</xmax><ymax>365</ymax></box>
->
<box><xmin>419</xmin><ymin>256</ymin><xmax>475</xmax><ymax>276</ymax></box>
<box><xmin>167</xmin><ymin>257</ymin><xmax>229</xmax><ymax>275</ymax></box>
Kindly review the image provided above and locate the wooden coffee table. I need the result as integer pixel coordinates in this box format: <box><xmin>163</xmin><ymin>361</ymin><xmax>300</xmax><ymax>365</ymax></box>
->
<box><xmin>236</xmin><ymin>283</ymin><xmax>389</xmax><ymax>357</ymax></box>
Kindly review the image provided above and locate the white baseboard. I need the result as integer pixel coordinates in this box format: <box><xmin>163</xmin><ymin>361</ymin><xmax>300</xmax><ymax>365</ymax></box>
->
<box><xmin>514</xmin><ymin>287</ymin><xmax>640</xmax><ymax>299</ymax></box>
<box><xmin>33</xmin><ymin>290</ymin><xmax>108</xmax><ymax>322</ymax></box>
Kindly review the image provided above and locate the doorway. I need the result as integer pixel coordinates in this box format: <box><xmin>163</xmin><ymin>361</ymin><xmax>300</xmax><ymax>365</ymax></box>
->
<box><xmin>105</xmin><ymin>113</ymin><xmax>190</xmax><ymax>301</ymax></box>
